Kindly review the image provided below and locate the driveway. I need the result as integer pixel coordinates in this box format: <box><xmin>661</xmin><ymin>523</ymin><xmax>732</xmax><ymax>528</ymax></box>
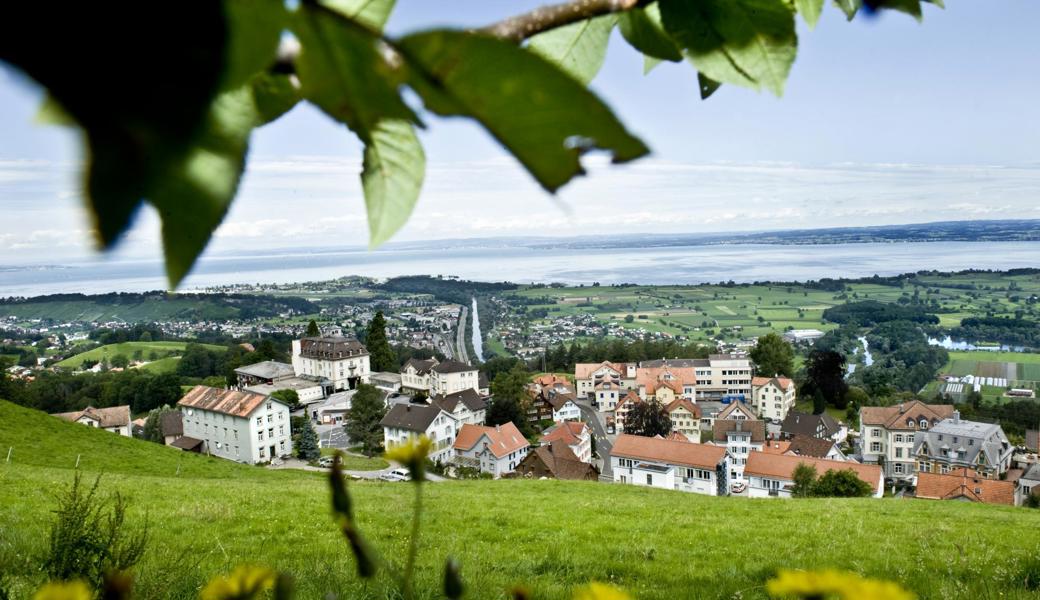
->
<box><xmin>316</xmin><ymin>423</ymin><xmax>351</xmax><ymax>450</ymax></box>
<box><xmin>575</xmin><ymin>399</ymin><xmax>613</xmax><ymax>481</ymax></box>
<box><xmin>269</xmin><ymin>457</ymin><xmax>447</xmax><ymax>481</ymax></box>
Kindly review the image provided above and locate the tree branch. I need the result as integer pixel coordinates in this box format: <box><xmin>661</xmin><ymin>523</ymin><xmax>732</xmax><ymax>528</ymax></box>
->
<box><xmin>480</xmin><ymin>0</ymin><xmax>648</xmax><ymax>42</ymax></box>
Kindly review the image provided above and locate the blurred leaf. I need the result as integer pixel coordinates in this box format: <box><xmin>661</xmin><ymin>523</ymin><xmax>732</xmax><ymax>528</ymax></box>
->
<box><xmin>660</xmin><ymin>0</ymin><xmax>797</xmax><ymax>96</ymax></box>
<box><xmin>329</xmin><ymin>452</ymin><xmax>354</xmax><ymax>522</ymax></box>
<box><xmin>0</xmin><ymin>4</ymin><xmax>228</xmax><ymax>249</ymax></box>
<box><xmin>252</xmin><ymin>72</ymin><xmax>301</xmax><ymax>125</ymax></box>
<box><xmin>320</xmin><ymin>0</ymin><xmax>397</xmax><ymax>30</ymax></box>
<box><xmin>363</xmin><ymin>120</ymin><xmax>425</xmax><ymax>248</ymax></box>
<box><xmin>34</xmin><ymin>95</ymin><xmax>75</xmax><ymax>127</ymax></box>
<box><xmin>644</xmin><ymin>55</ymin><xmax>663</xmax><ymax>75</ymax></box>
<box><xmin>698</xmin><ymin>72</ymin><xmax>722</xmax><ymax>99</ymax></box>
<box><xmin>865</xmin><ymin>0</ymin><xmax>923</xmax><ymax>20</ymax></box>
<box><xmin>293</xmin><ymin>4</ymin><xmax>417</xmax><ymax>134</ymax></box>
<box><xmin>400</xmin><ymin>31</ymin><xmax>649</xmax><ymax>193</ymax></box>
<box><xmin>794</xmin><ymin>0</ymin><xmax>825</xmax><ymax>28</ymax></box>
<box><xmin>528</xmin><ymin>15</ymin><xmax>617</xmax><ymax>85</ymax></box>
<box><xmin>619</xmin><ymin>3</ymin><xmax>682</xmax><ymax>62</ymax></box>
<box><xmin>833</xmin><ymin>0</ymin><xmax>860</xmax><ymax>20</ymax></box>
<box><xmin>444</xmin><ymin>557</ymin><xmax>464</xmax><ymax>600</ymax></box>
<box><xmin>222</xmin><ymin>0</ymin><xmax>287</xmax><ymax>90</ymax></box>
<box><xmin>150</xmin><ymin>85</ymin><xmax>260</xmax><ymax>287</ymax></box>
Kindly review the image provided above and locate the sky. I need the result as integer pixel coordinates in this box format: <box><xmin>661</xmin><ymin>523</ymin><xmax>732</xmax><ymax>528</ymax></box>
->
<box><xmin>1</xmin><ymin>0</ymin><xmax>1039</xmax><ymax>266</ymax></box>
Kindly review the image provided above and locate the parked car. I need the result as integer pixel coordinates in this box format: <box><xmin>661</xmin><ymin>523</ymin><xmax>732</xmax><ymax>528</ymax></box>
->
<box><xmin>379</xmin><ymin>471</ymin><xmax>408</xmax><ymax>482</ymax></box>
<box><xmin>317</xmin><ymin>456</ymin><xmax>335</xmax><ymax>468</ymax></box>
<box><xmin>730</xmin><ymin>481</ymin><xmax>747</xmax><ymax>494</ymax></box>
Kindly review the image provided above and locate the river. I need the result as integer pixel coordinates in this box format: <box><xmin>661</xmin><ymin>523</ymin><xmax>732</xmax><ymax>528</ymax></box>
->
<box><xmin>471</xmin><ymin>297</ymin><xmax>484</xmax><ymax>363</ymax></box>
<box><xmin>846</xmin><ymin>336</ymin><xmax>874</xmax><ymax>377</ymax></box>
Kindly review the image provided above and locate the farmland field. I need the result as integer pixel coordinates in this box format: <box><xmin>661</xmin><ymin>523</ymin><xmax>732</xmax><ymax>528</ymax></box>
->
<box><xmin>54</xmin><ymin>341</ymin><xmax>226</xmax><ymax>369</ymax></box>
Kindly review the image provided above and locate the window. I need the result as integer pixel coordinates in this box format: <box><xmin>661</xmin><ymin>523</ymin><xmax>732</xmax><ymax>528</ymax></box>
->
<box><xmin>895</xmin><ymin>448</ymin><xmax>903</xmax><ymax>458</ymax></box>
<box><xmin>870</xmin><ymin>442</ymin><xmax>881</xmax><ymax>452</ymax></box>
<box><xmin>257</xmin><ymin>431</ymin><xmax>264</xmax><ymax>441</ymax></box>
<box><xmin>894</xmin><ymin>434</ymin><xmax>903</xmax><ymax>443</ymax></box>
<box><xmin>872</xmin><ymin>429</ymin><xmax>881</xmax><ymax>438</ymax></box>
<box><xmin>695</xmin><ymin>469</ymin><xmax>711</xmax><ymax>480</ymax></box>
<box><xmin>894</xmin><ymin>463</ymin><xmax>904</xmax><ymax>474</ymax></box>
<box><xmin>259</xmin><ymin>447</ymin><xmax>266</xmax><ymax>458</ymax></box>
<box><xmin>256</xmin><ymin>417</ymin><xmax>263</xmax><ymax>427</ymax></box>
<box><xmin>646</xmin><ymin>474</ymin><xmax>653</xmax><ymax>485</ymax></box>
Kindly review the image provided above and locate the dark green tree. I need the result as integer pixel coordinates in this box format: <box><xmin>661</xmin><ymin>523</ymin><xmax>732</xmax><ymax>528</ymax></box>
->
<box><xmin>306</xmin><ymin>319</ymin><xmax>321</xmax><ymax>337</ymax></box>
<box><xmin>811</xmin><ymin>469</ymin><xmax>873</xmax><ymax>498</ymax></box>
<box><xmin>791</xmin><ymin>462</ymin><xmax>817</xmax><ymax>498</ymax></box>
<box><xmin>812</xmin><ymin>388</ymin><xmax>827</xmax><ymax>416</ymax></box>
<box><xmin>296</xmin><ymin>418</ymin><xmax>320</xmax><ymax>461</ymax></box>
<box><xmin>345</xmin><ymin>384</ymin><xmax>386</xmax><ymax>457</ymax></box>
<box><xmin>806</xmin><ymin>349</ymin><xmax>848</xmax><ymax>409</ymax></box>
<box><xmin>624</xmin><ymin>399</ymin><xmax>672</xmax><ymax>438</ymax></box>
<box><xmin>270</xmin><ymin>388</ymin><xmax>300</xmax><ymax>410</ymax></box>
<box><xmin>366</xmin><ymin>311</ymin><xmax>397</xmax><ymax>372</ymax></box>
<box><xmin>485</xmin><ymin>396</ymin><xmax>532</xmax><ymax>437</ymax></box>
<box><xmin>750</xmin><ymin>332</ymin><xmax>795</xmax><ymax>377</ymax></box>
<box><xmin>491</xmin><ymin>363</ymin><xmax>530</xmax><ymax>406</ymax></box>
<box><xmin>142</xmin><ymin>405</ymin><xmax>178</xmax><ymax>444</ymax></box>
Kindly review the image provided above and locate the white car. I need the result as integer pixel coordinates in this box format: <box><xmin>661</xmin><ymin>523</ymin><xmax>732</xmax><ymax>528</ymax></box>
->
<box><xmin>730</xmin><ymin>481</ymin><xmax>747</xmax><ymax>494</ymax></box>
<box><xmin>379</xmin><ymin>469</ymin><xmax>409</xmax><ymax>482</ymax></box>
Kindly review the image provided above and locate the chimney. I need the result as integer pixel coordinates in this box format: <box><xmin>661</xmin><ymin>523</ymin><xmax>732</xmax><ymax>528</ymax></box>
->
<box><xmin>952</xmin><ymin>410</ymin><xmax>960</xmax><ymax>423</ymax></box>
<box><xmin>898</xmin><ymin>403</ymin><xmax>904</xmax><ymax>413</ymax></box>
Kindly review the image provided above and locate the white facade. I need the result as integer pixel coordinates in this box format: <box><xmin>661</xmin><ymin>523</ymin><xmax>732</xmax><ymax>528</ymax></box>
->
<box><xmin>552</xmin><ymin>399</ymin><xmax>582</xmax><ymax>422</ymax></box>
<box><xmin>181</xmin><ymin>398</ymin><xmax>292</xmax><ymax>465</ymax></box>
<box><xmin>292</xmin><ymin>338</ymin><xmax>370</xmax><ymax>391</ymax></box>
<box><xmin>722</xmin><ymin>429</ymin><xmax>762</xmax><ymax>482</ymax></box>
<box><xmin>75</xmin><ymin>414</ymin><xmax>131</xmax><ymax>437</ymax></box>
<box><xmin>612</xmin><ymin>456</ymin><xmax>724</xmax><ymax>495</ymax></box>
<box><xmin>383</xmin><ymin>410</ymin><xmax>458</xmax><ymax>464</ymax></box>
<box><xmin>431</xmin><ymin>368</ymin><xmax>480</xmax><ymax>396</ymax></box>
<box><xmin>693</xmin><ymin>354</ymin><xmax>753</xmax><ymax>402</ymax></box>
<box><xmin>752</xmin><ymin>378</ymin><xmax>796</xmax><ymax>422</ymax></box>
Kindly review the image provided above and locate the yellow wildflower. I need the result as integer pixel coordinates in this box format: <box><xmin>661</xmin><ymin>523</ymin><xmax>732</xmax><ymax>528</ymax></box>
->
<box><xmin>32</xmin><ymin>581</ymin><xmax>91</xmax><ymax>600</ymax></box>
<box><xmin>572</xmin><ymin>582</ymin><xmax>633</xmax><ymax>600</ymax></box>
<box><xmin>201</xmin><ymin>565</ymin><xmax>277</xmax><ymax>600</ymax></box>
<box><xmin>384</xmin><ymin>435</ymin><xmax>433</xmax><ymax>481</ymax></box>
<box><xmin>767</xmin><ymin>569</ymin><xmax>915</xmax><ymax>600</ymax></box>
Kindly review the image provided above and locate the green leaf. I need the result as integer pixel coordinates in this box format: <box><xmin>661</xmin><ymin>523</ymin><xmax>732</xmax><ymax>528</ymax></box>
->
<box><xmin>833</xmin><ymin>0</ymin><xmax>860</xmax><ymax>20</ymax></box>
<box><xmin>149</xmin><ymin>86</ymin><xmax>260</xmax><ymax>287</ymax></box>
<box><xmin>619</xmin><ymin>2</ymin><xmax>682</xmax><ymax>62</ymax></box>
<box><xmin>400</xmin><ymin>31</ymin><xmax>649</xmax><ymax>193</ymax></box>
<box><xmin>320</xmin><ymin>0</ymin><xmax>397</xmax><ymax>30</ymax></box>
<box><xmin>293</xmin><ymin>4</ymin><xmax>417</xmax><ymax>135</ymax></box>
<box><xmin>698</xmin><ymin>72</ymin><xmax>722</xmax><ymax>99</ymax></box>
<box><xmin>362</xmin><ymin>119</ymin><xmax>425</xmax><ymax>248</ymax></box>
<box><xmin>252</xmin><ymin>72</ymin><xmax>301</xmax><ymax>125</ymax></box>
<box><xmin>34</xmin><ymin>95</ymin><xmax>75</xmax><ymax>127</ymax></box>
<box><xmin>222</xmin><ymin>0</ymin><xmax>287</xmax><ymax>90</ymax></box>
<box><xmin>868</xmin><ymin>0</ymin><xmax>923</xmax><ymax>20</ymax></box>
<box><xmin>660</xmin><ymin>0</ymin><xmax>797</xmax><ymax>97</ymax></box>
<box><xmin>794</xmin><ymin>0</ymin><xmax>825</xmax><ymax>28</ymax></box>
<box><xmin>528</xmin><ymin>15</ymin><xmax>617</xmax><ymax>85</ymax></box>
<box><xmin>644</xmin><ymin>55</ymin><xmax>664</xmax><ymax>75</ymax></box>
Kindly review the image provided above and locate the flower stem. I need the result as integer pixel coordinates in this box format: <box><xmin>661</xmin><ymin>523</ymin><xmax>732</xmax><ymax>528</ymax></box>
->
<box><xmin>403</xmin><ymin>481</ymin><xmax>423</xmax><ymax>600</ymax></box>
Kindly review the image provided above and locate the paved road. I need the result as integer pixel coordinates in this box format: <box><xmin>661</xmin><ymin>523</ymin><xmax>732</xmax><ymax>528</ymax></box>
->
<box><xmin>455</xmin><ymin>305</ymin><xmax>469</xmax><ymax>364</ymax></box>
<box><xmin>316</xmin><ymin>423</ymin><xmax>351</xmax><ymax>449</ymax></box>
<box><xmin>576</xmin><ymin>400</ymin><xmax>613</xmax><ymax>481</ymax></box>
<box><xmin>270</xmin><ymin>457</ymin><xmax>447</xmax><ymax>481</ymax></box>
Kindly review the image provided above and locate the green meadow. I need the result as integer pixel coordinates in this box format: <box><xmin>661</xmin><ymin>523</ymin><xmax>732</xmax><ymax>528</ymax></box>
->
<box><xmin>54</xmin><ymin>341</ymin><xmax>226</xmax><ymax>370</ymax></box>
<box><xmin>2</xmin><ymin>400</ymin><xmax>1039</xmax><ymax>600</ymax></box>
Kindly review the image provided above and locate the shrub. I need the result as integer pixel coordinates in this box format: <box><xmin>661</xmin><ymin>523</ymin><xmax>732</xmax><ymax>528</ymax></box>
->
<box><xmin>42</xmin><ymin>472</ymin><xmax>148</xmax><ymax>591</ymax></box>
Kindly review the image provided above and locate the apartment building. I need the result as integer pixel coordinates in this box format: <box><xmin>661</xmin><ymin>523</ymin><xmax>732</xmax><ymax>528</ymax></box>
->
<box><xmin>859</xmin><ymin>401</ymin><xmax>955</xmax><ymax>480</ymax></box>
<box><xmin>177</xmin><ymin>386</ymin><xmax>292</xmax><ymax>464</ymax></box>
<box><xmin>292</xmin><ymin>335</ymin><xmax>370</xmax><ymax>391</ymax></box>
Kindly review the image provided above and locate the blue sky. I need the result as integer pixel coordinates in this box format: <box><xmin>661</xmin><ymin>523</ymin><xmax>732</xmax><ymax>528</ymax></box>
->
<box><xmin>1</xmin><ymin>0</ymin><xmax>1038</xmax><ymax>264</ymax></box>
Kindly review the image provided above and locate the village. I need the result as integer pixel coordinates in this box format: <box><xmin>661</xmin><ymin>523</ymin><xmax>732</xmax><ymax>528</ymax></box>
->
<box><xmin>48</xmin><ymin>325</ymin><xmax>1040</xmax><ymax>509</ymax></box>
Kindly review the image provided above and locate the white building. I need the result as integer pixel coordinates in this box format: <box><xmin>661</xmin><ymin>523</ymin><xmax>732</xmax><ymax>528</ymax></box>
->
<box><xmin>431</xmin><ymin>388</ymin><xmax>488</xmax><ymax>427</ymax></box>
<box><xmin>712</xmin><ymin>417</ymin><xmax>766</xmax><ymax>482</ymax></box>
<box><xmin>292</xmin><ymin>336</ymin><xmax>370</xmax><ymax>391</ymax></box>
<box><xmin>53</xmin><ymin>405</ymin><xmax>131</xmax><ymax>437</ymax></box>
<box><xmin>574</xmin><ymin>361</ymin><xmax>636</xmax><ymax>397</ymax></box>
<box><xmin>539</xmin><ymin>421</ymin><xmax>593</xmax><ymax>463</ymax></box>
<box><xmin>380</xmin><ymin>402</ymin><xmax>458</xmax><ymax>464</ymax></box>
<box><xmin>744</xmin><ymin>451</ymin><xmax>883</xmax><ymax>499</ymax></box>
<box><xmin>177</xmin><ymin>386</ymin><xmax>293</xmax><ymax>464</ymax></box>
<box><xmin>1015</xmin><ymin>463</ymin><xmax>1040</xmax><ymax>506</ymax></box>
<box><xmin>610</xmin><ymin>434</ymin><xmax>729</xmax><ymax>495</ymax></box>
<box><xmin>859</xmin><ymin>401</ymin><xmax>956</xmax><ymax>480</ymax></box>
<box><xmin>782</xmin><ymin>329</ymin><xmax>825</xmax><ymax>343</ymax></box>
<box><xmin>400</xmin><ymin>358</ymin><xmax>480</xmax><ymax>396</ymax></box>
<box><xmin>452</xmin><ymin>422</ymin><xmax>530</xmax><ymax>477</ymax></box>
<box><xmin>751</xmin><ymin>376</ymin><xmax>797</xmax><ymax>422</ymax></box>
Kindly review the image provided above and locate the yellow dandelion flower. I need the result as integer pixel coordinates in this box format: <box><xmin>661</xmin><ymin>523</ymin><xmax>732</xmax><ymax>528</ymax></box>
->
<box><xmin>572</xmin><ymin>582</ymin><xmax>633</xmax><ymax>600</ymax></box>
<box><xmin>384</xmin><ymin>435</ymin><xmax>433</xmax><ymax>480</ymax></box>
<box><xmin>32</xmin><ymin>581</ymin><xmax>92</xmax><ymax>600</ymax></box>
<box><xmin>767</xmin><ymin>569</ymin><xmax>915</xmax><ymax>600</ymax></box>
<box><xmin>201</xmin><ymin>565</ymin><xmax>277</xmax><ymax>600</ymax></box>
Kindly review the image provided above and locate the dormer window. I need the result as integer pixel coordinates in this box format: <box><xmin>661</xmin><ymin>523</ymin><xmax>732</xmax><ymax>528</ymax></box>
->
<box><xmin>920</xmin><ymin>419</ymin><xmax>928</xmax><ymax>429</ymax></box>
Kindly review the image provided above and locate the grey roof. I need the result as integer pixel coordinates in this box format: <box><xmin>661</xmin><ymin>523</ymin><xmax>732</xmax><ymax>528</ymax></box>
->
<box><xmin>913</xmin><ymin>416</ymin><xmax>1011</xmax><ymax>470</ymax></box>
<box><xmin>786</xmin><ymin>434</ymin><xmax>837</xmax><ymax>459</ymax></box>
<box><xmin>432</xmin><ymin>388</ymin><xmax>486</xmax><ymax>413</ymax></box>
<box><xmin>160</xmin><ymin>411</ymin><xmax>183</xmax><ymax>437</ymax></box>
<box><xmin>1021</xmin><ymin>463</ymin><xmax>1040</xmax><ymax>483</ymax></box>
<box><xmin>639</xmin><ymin>358</ymin><xmax>709</xmax><ymax>369</ymax></box>
<box><xmin>298</xmin><ymin>336</ymin><xmax>368</xmax><ymax>359</ymax></box>
<box><xmin>380</xmin><ymin>402</ymin><xmax>444</xmax><ymax>433</ymax></box>
<box><xmin>431</xmin><ymin>360</ymin><xmax>476</xmax><ymax>374</ymax></box>
<box><xmin>244</xmin><ymin>376</ymin><xmax>326</xmax><ymax>396</ymax></box>
<box><xmin>371</xmin><ymin>371</ymin><xmax>403</xmax><ymax>385</ymax></box>
<box><xmin>234</xmin><ymin>360</ymin><xmax>295</xmax><ymax>381</ymax></box>
<box><xmin>781</xmin><ymin>411</ymin><xmax>840</xmax><ymax>439</ymax></box>
<box><xmin>1026</xmin><ymin>429</ymin><xmax>1039</xmax><ymax>452</ymax></box>
<box><xmin>402</xmin><ymin>358</ymin><xmax>438</xmax><ymax>375</ymax></box>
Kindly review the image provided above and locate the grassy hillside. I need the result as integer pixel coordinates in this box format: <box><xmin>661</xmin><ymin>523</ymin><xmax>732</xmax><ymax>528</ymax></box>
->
<box><xmin>1</xmin><ymin>400</ymin><xmax>1038</xmax><ymax>600</ymax></box>
<box><xmin>55</xmin><ymin>341</ymin><xmax>226</xmax><ymax>370</ymax></box>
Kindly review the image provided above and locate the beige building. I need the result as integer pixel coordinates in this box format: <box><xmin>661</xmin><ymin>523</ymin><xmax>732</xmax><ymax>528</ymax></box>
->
<box><xmin>400</xmin><ymin>358</ymin><xmax>480</xmax><ymax>397</ymax></box>
<box><xmin>860</xmin><ymin>401</ymin><xmax>955</xmax><ymax>480</ymax></box>
<box><xmin>666</xmin><ymin>398</ymin><xmax>701</xmax><ymax>441</ymax></box>
<box><xmin>292</xmin><ymin>336</ymin><xmax>370</xmax><ymax>391</ymax></box>
<box><xmin>751</xmin><ymin>376</ymin><xmax>797</xmax><ymax>422</ymax></box>
<box><xmin>574</xmin><ymin>361</ymin><xmax>636</xmax><ymax>396</ymax></box>
<box><xmin>53</xmin><ymin>405</ymin><xmax>131</xmax><ymax>437</ymax></box>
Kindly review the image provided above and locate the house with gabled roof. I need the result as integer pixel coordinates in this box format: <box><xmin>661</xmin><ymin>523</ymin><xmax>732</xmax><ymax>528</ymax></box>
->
<box><xmin>665</xmin><ymin>398</ymin><xmax>701</xmax><ymax>441</ymax></box>
<box><xmin>400</xmin><ymin>357</ymin><xmax>481</xmax><ymax>397</ymax></box>
<box><xmin>431</xmin><ymin>388</ymin><xmax>487</xmax><ymax>427</ymax></box>
<box><xmin>574</xmin><ymin>361</ymin><xmax>636</xmax><ymax>397</ymax></box>
<box><xmin>593</xmin><ymin>375</ymin><xmax>623</xmax><ymax>411</ymax></box>
<box><xmin>177</xmin><ymin>386</ymin><xmax>292</xmax><ymax>464</ymax></box>
<box><xmin>515</xmin><ymin>439</ymin><xmax>599</xmax><ymax>480</ymax></box>
<box><xmin>744</xmin><ymin>452</ymin><xmax>883</xmax><ymax>498</ymax></box>
<box><xmin>913</xmin><ymin>412</ymin><xmax>1012</xmax><ymax>480</ymax></box>
<box><xmin>610</xmin><ymin>434</ymin><xmax>729</xmax><ymax>495</ymax></box>
<box><xmin>785</xmin><ymin>434</ymin><xmax>846</xmax><ymax>462</ymax></box>
<box><xmin>635</xmin><ymin>366</ymin><xmax>696</xmax><ymax>403</ymax></box>
<box><xmin>540</xmin><ymin>421</ymin><xmax>592</xmax><ymax>463</ymax></box>
<box><xmin>452</xmin><ymin>422</ymin><xmax>530</xmax><ymax>477</ymax></box>
<box><xmin>781</xmin><ymin>411</ymin><xmax>844</xmax><ymax>444</ymax></box>
<box><xmin>860</xmin><ymin>400</ymin><xmax>955</xmax><ymax>480</ymax></box>
<box><xmin>1015</xmin><ymin>463</ymin><xmax>1040</xmax><ymax>506</ymax></box>
<box><xmin>713</xmin><ymin>417</ymin><xmax>766</xmax><ymax>482</ymax></box>
<box><xmin>53</xmin><ymin>405</ymin><xmax>131</xmax><ymax>437</ymax></box>
<box><xmin>914</xmin><ymin>467</ymin><xmax>1014</xmax><ymax>505</ymax></box>
<box><xmin>380</xmin><ymin>402</ymin><xmax>458</xmax><ymax>464</ymax></box>
<box><xmin>614</xmin><ymin>390</ymin><xmax>642</xmax><ymax>432</ymax></box>
<box><xmin>751</xmin><ymin>376</ymin><xmax>797</xmax><ymax>422</ymax></box>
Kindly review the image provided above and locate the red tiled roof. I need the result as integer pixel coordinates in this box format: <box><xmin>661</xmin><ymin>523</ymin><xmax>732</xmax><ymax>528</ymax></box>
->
<box><xmin>744</xmin><ymin>451</ymin><xmax>882</xmax><ymax>492</ymax></box>
<box><xmin>761</xmin><ymin>440</ymin><xmax>792</xmax><ymax>454</ymax></box>
<box><xmin>666</xmin><ymin>398</ymin><xmax>701</xmax><ymax>418</ymax></box>
<box><xmin>575</xmin><ymin>361</ymin><xmax>626</xmax><ymax>380</ymax></box>
<box><xmin>752</xmin><ymin>376</ymin><xmax>795</xmax><ymax>391</ymax></box>
<box><xmin>178</xmin><ymin>386</ymin><xmax>272</xmax><ymax>418</ymax></box>
<box><xmin>860</xmin><ymin>401</ymin><xmax>955</xmax><ymax>430</ymax></box>
<box><xmin>611</xmin><ymin>434</ymin><xmax>726</xmax><ymax>469</ymax></box>
<box><xmin>915</xmin><ymin>468</ymin><xmax>1014</xmax><ymax>505</ymax></box>
<box><xmin>540</xmin><ymin>421</ymin><xmax>588</xmax><ymax>446</ymax></box>
<box><xmin>453</xmin><ymin>422</ymin><xmax>529</xmax><ymax>458</ymax></box>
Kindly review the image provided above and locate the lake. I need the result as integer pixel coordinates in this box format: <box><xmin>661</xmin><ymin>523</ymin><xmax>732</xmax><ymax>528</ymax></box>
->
<box><xmin>1</xmin><ymin>241</ymin><xmax>1039</xmax><ymax>296</ymax></box>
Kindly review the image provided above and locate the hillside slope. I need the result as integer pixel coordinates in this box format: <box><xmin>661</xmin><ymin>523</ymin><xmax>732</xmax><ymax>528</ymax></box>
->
<box><xmin>1</xmin><ymin>400</ymin><xmax>1038</xmax><ymax>600</ymax></box>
